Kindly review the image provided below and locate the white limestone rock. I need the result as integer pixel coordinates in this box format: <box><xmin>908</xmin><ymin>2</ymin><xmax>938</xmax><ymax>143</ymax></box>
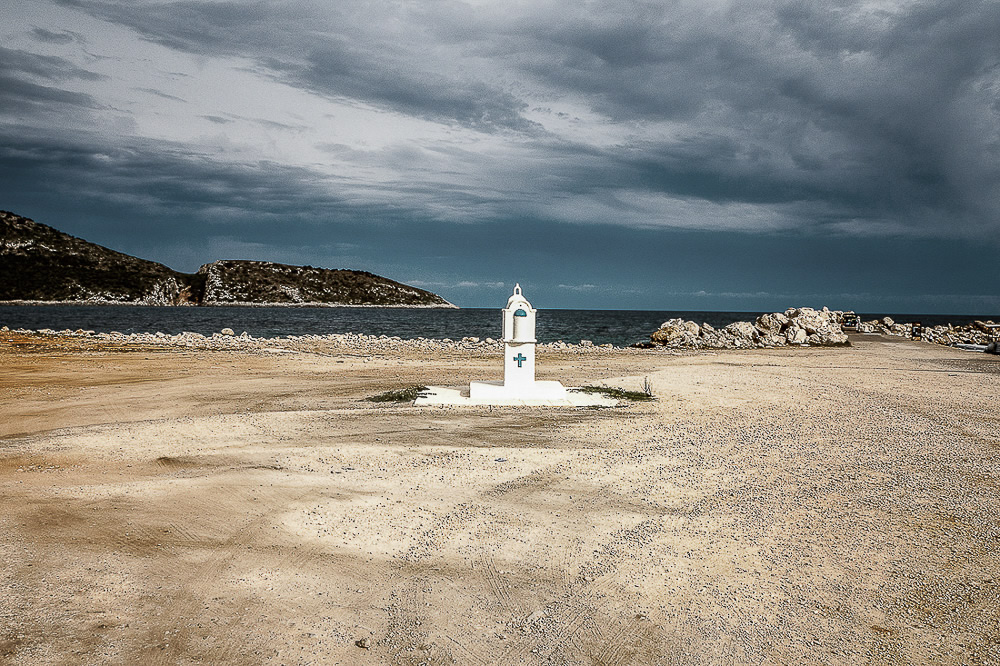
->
<box><xmin>651</xmin><ymin>319</ymin><xmax>702</xmax><ymax>347</ymax></box>
<box><xmin>786</xmin><ymin>326</ymin><xmax>808</xmax><ymax>345</ymax></box>
<box><xmin>754</xmin><ymin>312</ymin><xmax>788</xmax><ymax>335</ymax></box>
<box><xmin>724</xmin><ymin>321</ymin><xmax>759</xmax><ymax>342</ymax></box>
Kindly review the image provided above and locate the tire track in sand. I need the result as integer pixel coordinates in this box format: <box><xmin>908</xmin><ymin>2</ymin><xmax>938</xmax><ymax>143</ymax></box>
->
<box><xmin>135</xmin><ymin>473</ymin><xmax>321</xmax><ymax>665</ymax></box>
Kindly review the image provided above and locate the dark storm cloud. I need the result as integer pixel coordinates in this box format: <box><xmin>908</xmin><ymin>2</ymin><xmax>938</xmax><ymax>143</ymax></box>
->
<box><xmin>11</xmin><ymin>0</ymin><xmax>1000</xmax><ymax>242</ymax></box>
<box><xmin>508</xmin><ymin>4</ymin><xmax>715</xmax><ymax>121</ymax></box>
<box><xmin>0</xmin><ymin>45</ymin><xmax>106</xmax><ymax>113</ymax></box>
<box><xmin>0</xmin><ymin>75</ymin><xmax>97</xmax><ymax>113</ymax></box>
<box><xmin>0</xmin><ymin>130</ymin><xmax>329</xmax><ymax>219</ymax></box>
<box><xmin>0</xmin><ymin>125</ymin><xmax>462</xmax><ymax>235</ymax></box>
<box><xmin>54</xmin><ymin>0</ymin><xmax>1000</xmax><ymax>236</ymax></box>
<box><xmin>531</xmin><ymin>0</ymin><xmax>1000</xmax><ymax>233</ymax></box>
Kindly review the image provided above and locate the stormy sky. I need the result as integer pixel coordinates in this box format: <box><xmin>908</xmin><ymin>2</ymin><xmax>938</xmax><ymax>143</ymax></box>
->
<box><xmin>1</xmin><ymin>0</ymin><xmax>998</xmax><ymax>312</ymax></box>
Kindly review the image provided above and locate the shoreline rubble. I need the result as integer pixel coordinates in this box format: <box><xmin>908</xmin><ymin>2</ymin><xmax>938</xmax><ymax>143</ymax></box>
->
<box><xmin>856</xmin><ymin>316</ymin><xmax>999</xmax><ymax>349</ymax></box>
<box><xmin>644</xmin><ymin>307</ymin><xmax>999</xmax><ymax>353</ymax></box>
<box><xmin>0</xmin><ymin>326</ymin><xmax>623</xmax><ymax>355</ymax></box>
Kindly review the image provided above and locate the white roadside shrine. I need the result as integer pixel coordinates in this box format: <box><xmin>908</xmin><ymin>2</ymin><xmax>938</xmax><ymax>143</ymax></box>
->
<box><xmin>468</xmin><ymin>284</ymin><xmax>568</xmax><ymax>401</ymax></box>
<box><xmin>415</xmin><ymin>284</ymin><xmax>616</xmax><ymax>407</ymax></box>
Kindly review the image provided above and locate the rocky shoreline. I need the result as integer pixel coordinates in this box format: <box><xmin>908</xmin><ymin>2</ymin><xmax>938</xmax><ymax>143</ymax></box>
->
<box><xmin>0</xmin><ymin>326</ymin><xmax>621</xmax><ymax>355</ymax></box>
<box><xmin>643</xmin><ymin>307</ymin><xmax>999</xmax><ymax>353</ymax></box>
<box><xmin>855</xmin><ymin>316</ymin><xmax>999</xmax><ymax>349</ymax></box>
<box><xmin>5</xmin><ymin>308</ymin><xmax>998</xmax><ymax>355</ymax></box>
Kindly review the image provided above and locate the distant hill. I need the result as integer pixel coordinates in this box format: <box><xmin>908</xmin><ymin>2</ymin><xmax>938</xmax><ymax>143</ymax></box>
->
<box><xmin>0</xmin><ymin>210</ymin><xmax>195</xmax><ymax>305</ymax></box>
<box><xmin>197</xmin><ymin>260</ymin><xmax>452</xmax><ymax>306</ymax></box>
<box><xmin>0</xmin><ymin>210</ymin><xmax>454</xmax><ymax>307</ymax></box>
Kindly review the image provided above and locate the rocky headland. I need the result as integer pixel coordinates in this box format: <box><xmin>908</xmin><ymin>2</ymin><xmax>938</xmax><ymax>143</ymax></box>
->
<box><xmin>0</xmin><ymin>210</ymin><xmax>453</xmax><ymax>307</ymax></box>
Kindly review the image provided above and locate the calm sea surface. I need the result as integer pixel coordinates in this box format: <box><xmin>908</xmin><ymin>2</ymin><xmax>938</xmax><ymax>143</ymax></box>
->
<box><xmin>0</xmin><ymin>305</ymin><xmax>994</xmax><ymax>348</ymax></box>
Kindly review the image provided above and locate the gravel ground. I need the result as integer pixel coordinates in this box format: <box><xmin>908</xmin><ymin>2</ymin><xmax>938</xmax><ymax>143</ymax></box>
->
<box><xmin>0</xmin><ymin>331</ymin><xmax>998</xmax><ymax>665</ymax></box>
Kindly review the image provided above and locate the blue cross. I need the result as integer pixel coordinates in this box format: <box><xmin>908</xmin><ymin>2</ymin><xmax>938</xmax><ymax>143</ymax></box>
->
<box><xmin>512</xmin><ymin>353</ymin><xmax>527</xmax><ymax>368</ymax></box>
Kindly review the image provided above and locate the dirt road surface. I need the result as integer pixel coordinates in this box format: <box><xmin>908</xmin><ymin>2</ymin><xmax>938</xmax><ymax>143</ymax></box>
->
<box><xmin>1</xmin><ymin>332</ymin><xmax>998</xmax><ymax>664</ymax></box>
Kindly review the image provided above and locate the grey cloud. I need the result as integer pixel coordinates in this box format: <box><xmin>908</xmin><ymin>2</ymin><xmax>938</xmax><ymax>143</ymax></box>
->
<box><xmin>0</xmin><ymin>75</ymin><xmax>98</xmax><ymax>113</ymax></box>
<box><xmin>0</xmin><ymin>46</ymin><xmax>107</xmax><ymax>81</ymax></box>
<box><xmin>137</xmin><ymin>87</ymin><xmax>187</xmax><ymax>103</ymax></box>
<box><xmin>30</xmin><ymin>27</ymin><xmax>80</xmax><ymax>44</ymax></box>
<box><xmin>0</xmin><ymin>126</ymin><xmax>456</xmax><ymax>236</ymax></box>
<box><xmin>288</xmin><ymin>50</ymin><xmax>537</xmax><ymax>132</ymax></box>
<box><xmin>248</xmin><ymin>117</ymin><xmax>309</xmax><ymax>132</ymax></box>
<box><xmin>510</xmin><ymin>1</ymin><xmax>999</xmax><ymax>232</ymax></box>
<box><xmin>59</xmin><ymin>0</ymin><xmax>272</xmax><ymax>54</ymax></box>
<box><xmin>0</xmin><ymin>46</ymin><xmax>105</xmax><ymax>117</ymax></box>
<box><xmin>0</xmin><ymin>131</ymin><xmax>328</xmax><ymax>220</ymax></box>
<box><xmin>198</xmin><ymin>111</ymin><xmax>305</xmax><ymax>130</ymax></box>
<box><xmin>59</xmin><ymin>0</ymin><xmax>540</xmax><ymax>132</ymax></box>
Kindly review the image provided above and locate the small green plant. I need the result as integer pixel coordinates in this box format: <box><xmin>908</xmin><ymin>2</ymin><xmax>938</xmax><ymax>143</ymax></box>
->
<box><xmin>574</xmin><ymin>384</ymin><xmax>655</xmax><ymax>402</ymax></box>
<box><xmin>365</xmin><ymin>386</ymin><xmax>429</xmax><ymax>403</ymax></box>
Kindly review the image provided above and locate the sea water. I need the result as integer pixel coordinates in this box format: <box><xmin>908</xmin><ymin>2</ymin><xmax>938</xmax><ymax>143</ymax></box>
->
<box><xmin>0</xmin><ymin>305</ymin><xmax>994</xmax><ymax>348</ymax></box>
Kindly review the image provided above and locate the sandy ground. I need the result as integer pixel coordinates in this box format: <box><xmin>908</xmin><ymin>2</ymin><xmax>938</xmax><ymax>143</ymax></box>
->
<box><xmin>1</xmin><ymin>331</ymin><xmax>999</xmax><ymax>665</ymax></box>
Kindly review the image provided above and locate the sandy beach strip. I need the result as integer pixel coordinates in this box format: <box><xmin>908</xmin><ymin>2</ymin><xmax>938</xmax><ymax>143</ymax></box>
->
<box><xmin>1</xmin><ymin>330</ymin><xmax>998</xmax><ymax>665</ymax></box>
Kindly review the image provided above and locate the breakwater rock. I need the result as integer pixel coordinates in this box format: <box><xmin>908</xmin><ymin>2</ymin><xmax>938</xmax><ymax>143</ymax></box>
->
<box><xmin>857</xmin><ymin>317</ymin><xmax>999</xmax><ymax>349</ymax></box>
<box><xmin>646</xmin><ymin>307</ymin><xmax>849</xmax><ymax>349</ymax></box>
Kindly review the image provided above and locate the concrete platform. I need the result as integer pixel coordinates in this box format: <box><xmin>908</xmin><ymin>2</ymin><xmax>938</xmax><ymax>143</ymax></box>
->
<box><xmin>414</xmin><ymin>384</ymin><xmax>619</xmax><ymax>407</ymax></box>
<box><xmin>469</xmin><ymin>379</ymin><xmax>569</xmax><ymax>402</ymax></box>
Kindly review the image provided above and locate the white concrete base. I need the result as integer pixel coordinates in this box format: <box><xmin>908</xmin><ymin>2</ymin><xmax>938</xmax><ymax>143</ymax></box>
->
<box><xmin>470</xmin><ymin>379</ymin><xmax>568</xmax><ymax>401</ymax></box>
<box><xmin>414</xmin><ymin>383</ymin><xmax>618</xmax><ymax>407</ymax></box>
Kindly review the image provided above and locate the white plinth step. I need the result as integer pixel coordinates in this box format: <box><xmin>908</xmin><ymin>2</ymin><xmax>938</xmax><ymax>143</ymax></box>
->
<box><xmin>414</xmin><ymin>383</ymin><xmax>618</xmax><ymax>407</ymax></box>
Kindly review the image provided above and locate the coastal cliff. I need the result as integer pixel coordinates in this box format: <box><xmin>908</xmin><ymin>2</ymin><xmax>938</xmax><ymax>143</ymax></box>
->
<box><xmin>0</xmin><ymin>210</ymin><xmax>453</xmax><ymax>307</ymax></box>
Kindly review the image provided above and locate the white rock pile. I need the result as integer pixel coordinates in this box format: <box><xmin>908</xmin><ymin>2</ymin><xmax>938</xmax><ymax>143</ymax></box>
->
<box><xmin>857</xmin><ymin>317</ymin><xmax>999</xmax><ymax>349</ymax></box>
<box><xmin>648</xmin><ymin>307</ymin><xmax>850</xmax><ymax>349</ymax></box>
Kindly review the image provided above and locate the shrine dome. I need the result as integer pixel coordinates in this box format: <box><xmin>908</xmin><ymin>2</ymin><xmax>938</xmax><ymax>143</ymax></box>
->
<box><xmin>506</xmin><ymin>284</ymin><xmax>532</xmax><ymax>310</ymax></box>
<box><xmin>503</xmin><ymin>284</ymin><xmax>536</xmax><ymax>344</ymax></box>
